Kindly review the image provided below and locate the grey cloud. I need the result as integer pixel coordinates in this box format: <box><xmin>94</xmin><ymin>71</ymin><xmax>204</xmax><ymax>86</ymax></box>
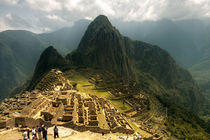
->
<box><xmin>0</xmin><ymin>0</ymin><xmax>210</xmax><ymax>33</ymax></box>
<box><xmin>3</xmin><ymin>13</ymin><xmax>31</xmax><ymax>28</ymax></box>
<box><xmin>0</xmin><ymin>0</ymin><xmax>19</xmax><ymax>6</ymax></box>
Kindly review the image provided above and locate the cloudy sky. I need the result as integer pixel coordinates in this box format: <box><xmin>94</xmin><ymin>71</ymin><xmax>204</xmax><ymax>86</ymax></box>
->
<box><xmin>0</xmin><ymin>0</ymin><xmax>210</xmax><ymax>33</ymax></box>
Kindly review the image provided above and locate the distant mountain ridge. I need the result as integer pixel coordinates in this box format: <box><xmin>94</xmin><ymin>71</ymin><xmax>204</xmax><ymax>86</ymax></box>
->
<box><xmin>0</xmin><ymin>30</ymin><xmax>45</xmax><ymax>100</ymax></box>
<box><xmin>114</xmin><ymin>18</ymin><xmax>210</xmax><ymax>68</ymax></box>
<box><xmin>0</xmin><ymin>20</ymin><xmax>89</xmax><ymax>100</ymax></box>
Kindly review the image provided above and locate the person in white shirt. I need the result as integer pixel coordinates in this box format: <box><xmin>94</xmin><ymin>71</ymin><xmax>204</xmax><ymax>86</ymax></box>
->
<box><xmin>23</xmin><ymin>130</ymin><xmax>28</xmax><ymax>140</ymax></box>
<box><xmin>31</xmin><ymin>127</ymin><xmax>37</xmax><ymax>139</ymax></box>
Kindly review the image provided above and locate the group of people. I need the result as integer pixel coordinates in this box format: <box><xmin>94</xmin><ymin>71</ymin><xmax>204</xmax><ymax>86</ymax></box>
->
<box><xmin>22</xmin><ymin>125</ymin><xmax>50</xmax><ymax>140</ymax></box>
<box><xmin>118</xmin><ymin>134</ymin><xmax>142</xmax><ymax>140</ymax></box>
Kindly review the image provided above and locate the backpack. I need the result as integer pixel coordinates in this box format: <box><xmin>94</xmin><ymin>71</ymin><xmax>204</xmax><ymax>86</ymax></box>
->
<box><xmin>54</xmin><ymin>127</ymin><xmax>58</xmax><ymax>133</ymax></box>
<box><xmin>38</xmin><ymin>127</ymin><xmax>42</xmax><ymax>132</ymax></box>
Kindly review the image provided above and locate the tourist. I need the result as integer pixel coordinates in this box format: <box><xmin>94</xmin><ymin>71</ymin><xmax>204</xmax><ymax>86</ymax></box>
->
<box><xmin>137</xmin><ymin>135</ymin><xmax>141</xmax><ymax>140</ymax></box>
<box><xmin>27</xmin><ymin>128</ymin><xmax>30</xmax><ymax>140</ymax></box>
<box><xmin>31</xmin><ymin>127</ymin><xmax>37</xmax><ymax>139</ymax></box>
<box><xmin>23</xmin><ymin>130</ymin><xmax>28</xmax><ymax>140</ymax></box>
<box><xmin>133</xmin><ymin>135</ymin><xmax>136</xmax><ymax>140</ymax></box>
<box><xmin>53</xmin><ymin>125</ymin><xmax>59</xmax><ymax>138</ymax></box>
<box><xmin>41</xmin><ymin>125</ymin><xmax>45</xmax><ymax>139</ymax></box>
<box><xmin>126</xmin><ymin>130</ymin><xmax>129</xmax><ymax>139</ymax></box>
<box><xmin>37</xmin><ymin>125</ymin><xmax>42</xmax><ymax>140</ymax></box>
<box><xmin>42</xmin><ymin>125</ymin><xmax>48</xmax><ymax>140</ymax></box>
<box><xmin>6</xmin><ymin>126</ymin><xmax>10</xmax><ymax>130</ymax></box>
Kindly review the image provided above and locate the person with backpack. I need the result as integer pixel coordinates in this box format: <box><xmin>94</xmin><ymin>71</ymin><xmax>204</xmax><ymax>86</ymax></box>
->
<box><xmin>36</xmin><ymin>126</ymin><xmax>42</xmax><ymax>140</ymax></box>
<box><xmin>53</xmin><ymin>125</ymin><xmax>59</xmax><ymax>138</ymax></box>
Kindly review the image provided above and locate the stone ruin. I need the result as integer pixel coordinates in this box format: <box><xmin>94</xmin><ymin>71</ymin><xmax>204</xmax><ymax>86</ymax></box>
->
<box><xmin>0</xmin><ymin>90</ymin><xmax>134</xmax><ymax>134</ymax></box>
<box><xmin>0</xmin><ymin>69</ymin><xmax>134</xmax><ymax>134</ymax></box>
<box><xmin>35</xmin><ymin>69</ymin><xmax>72</xmax><ymax>91</ymax></box>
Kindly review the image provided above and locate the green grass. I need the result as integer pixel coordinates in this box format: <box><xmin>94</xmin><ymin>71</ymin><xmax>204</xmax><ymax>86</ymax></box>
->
<box><xmin>109</xmin><ymin>99</ymin><xmax>131</xmax><ymax>112</ymax></box>
<box><xmin>125</xmin><ymin>118</ymin><xmax>152</xmax><ymax>138</ymax></box>
<box><xmin>64</xmin><ymin>69</ymin><xmax>131</xmax><ymax>113</ymax></box>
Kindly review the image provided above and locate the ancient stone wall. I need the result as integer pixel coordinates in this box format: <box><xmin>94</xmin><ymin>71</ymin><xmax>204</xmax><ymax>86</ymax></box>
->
<box><xmin>0</xmin><ymin>121</ymin><xmax>6</xmax><ymax>128</ymax></box>
<box><xmin>51</xmin><ymin>103</ymin><xmax>64</xmax><ymax>124</ymax></box>
<box><xmin>6</xmin><ymin>118</ymin><xmax>15</xmax><ymax>128</ymax></box>
<box><xmin>111</xmin><ymin>126</ymin><xmax>134</xmax><ymax>134</ymax></box>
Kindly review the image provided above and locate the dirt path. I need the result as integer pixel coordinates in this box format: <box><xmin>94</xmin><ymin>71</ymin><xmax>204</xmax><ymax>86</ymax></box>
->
<box><xmin>0</xmin><ymin>127</ymin><xmax>136</xmax><ymax>140</ymax></box>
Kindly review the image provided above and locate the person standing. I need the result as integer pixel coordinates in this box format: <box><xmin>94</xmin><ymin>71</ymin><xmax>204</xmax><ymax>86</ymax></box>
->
<box><xmin>23</xmin><ymin>130</ymin><xmax>28</xmax><ymax>140</ymax></box>
<box><xmin>31</xmin><ymin>127</ymin><xmax>37</xmax><ymax>139</ymax></box>
<box><xmin>27</xmin><ymin>128</ymin><xmax>30</xmax><ymax>140</ymax></box>
<box><xmin>41</xmin><ymin>125</ymin><xmax>45</xmax><ymax>139</ymax></box>
<box><xmin>37</xmin><ymin>125</ymin><xmax>42</xmax><ymax>140</ymax></box>
<box><xmin>126</xmin><ymin>130</ymin><xmax>129</xmax><ymax>140</ymax></box>
<box><xmin>53</xmin><ymin>125</ymin><xmax>59</xmax><ymax>138</ymax></box>
<box><xmin>42</xmin><ymin>126</ymin><xmax>48</xmax><ymax>140</ymax></box>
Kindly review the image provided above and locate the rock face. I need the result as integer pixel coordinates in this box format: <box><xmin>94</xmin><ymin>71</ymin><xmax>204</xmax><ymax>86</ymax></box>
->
<box><xmin>66</xmin><ymin>15</ymin><xmax>134</xmax><ymax>80</ymax></box>
<box><xmin>66</xmin><ymin>15</ymin><xmax>203</xmax><ymax>112</ymax></box>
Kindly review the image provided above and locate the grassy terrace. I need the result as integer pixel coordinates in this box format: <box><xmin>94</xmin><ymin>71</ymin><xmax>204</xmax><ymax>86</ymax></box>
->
<box><xmin>64</xmin><ymin>70</ymin><xmax>132</xmax><ymax>113</ymax></box>
<box><xmin>125</xmin><ymin>118</ymin><xmax>152</xmax><ymax>137</ymax></box>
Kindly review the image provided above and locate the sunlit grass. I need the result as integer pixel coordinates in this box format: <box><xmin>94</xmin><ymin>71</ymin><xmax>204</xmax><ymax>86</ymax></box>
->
<box><xmin>125</xmin><ymin>118</ymin><xmax>152</xmax><ymax>138</ymax></box>
<box><xmin>109</xmin><ymin>99</ymin><xmax>131</xmax><ymax>113</ymax></box>
<box><xmin>65</xmin><ymin>70</ymin><xmax>131</xmax><ymax>113</ymax></box>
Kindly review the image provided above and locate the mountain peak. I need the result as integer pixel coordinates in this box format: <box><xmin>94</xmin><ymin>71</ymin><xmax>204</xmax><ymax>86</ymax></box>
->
<box><xmin>93</xmin><ymin>15</ymin><xmax>111</xmax><ymax>24</ymax></box>
<box><xmin>84</xmin><ymin>15</ymin><xmax>113</xmax><ymax>34</ymax></box>
<box><xmin>67</xmin><ymin>15</ymin><xmax>133</xmax><ymax>80</ymax></box>
<box><xmin>28</xmin><ymin>46</ymin><xmax>66</xmax><ymax>90</ymax></box>
<box><xmin>44</xmin><ymin>46</ymin><xmax>57</xmax><ymax>53</ymax></box>
<box><xmin>76</xmin><ymin>15</ymin><xmax>120</xmax><ymax>53</ymax></box>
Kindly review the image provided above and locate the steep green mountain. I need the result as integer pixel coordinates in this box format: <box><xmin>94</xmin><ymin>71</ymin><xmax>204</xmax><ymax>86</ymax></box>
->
<box><xmin>66</xmin><ymin>16</ymin><xmax>134</xmax><ymax>80</ymax></box>
<box><xmin>28</xmin><ymin>46</ymin><xmax>67</xmax><ymax>90</ymax></box>
<box><xmin>66</xmin><ymin>15</ymin><xmax>203</xmax><ymax>112</ymax></box>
